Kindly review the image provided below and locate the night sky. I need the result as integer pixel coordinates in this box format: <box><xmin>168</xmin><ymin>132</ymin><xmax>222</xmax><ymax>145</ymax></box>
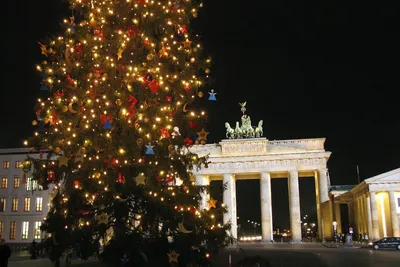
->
<box><xmin>1</xmin><ymin>1</ymin><xmax>399</xmax><ymax>231</ymax></box>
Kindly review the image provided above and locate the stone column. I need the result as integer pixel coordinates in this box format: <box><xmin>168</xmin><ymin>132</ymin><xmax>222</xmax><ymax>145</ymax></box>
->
<box><xmin>366</xmin><ymin>195</ymin><xmax>373</xmax><ymax>239</ymax></box>
<box><xmin>314</xmin><ymin>171</ymin><xmax>322</xmax><ymax>238</ymax></box>
<box><xmin>389</xmin><ymin>191</ymin><xmax>400</xmax><ymax>237</ymax></box>
<box><xmin>195</xmin><ymin>175</ymin><xmax>210</xmax><ymax>210</ymax></box>
<box><xmin>369</xmin><ymin>192</ymin><xmax>380</xmax><ymax>239</ymax></box>
<box><xmin>288</xmin><ymin>170</ymin><xmax>302</xmax><ymax>242</ymax></box>
<box><xmin>260</xmin><ymin>172</ymin><xmax>273</xmax><ymax>243</ymax></box>
<box><xmin>334</xmin><ymin>202</ymin><xmax>342</xmax><ymax>234</ymax></box>
<box><xmin>318</xmin><ymin>169</ymin><xmax>330</xmax><ymax>203</ymax></box>
<box><xmin>223</xmin><ymin>173</ymin><xmax>237</xmax><ymax>239</ymax></box>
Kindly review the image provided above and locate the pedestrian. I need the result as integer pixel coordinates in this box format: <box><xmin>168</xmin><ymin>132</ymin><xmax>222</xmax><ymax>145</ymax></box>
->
<box><xmin>30</xmin><ymin>240</ymin><xmax>37</xmax><ymax>259</ymax></box>
<box><xmin>346</xmin><ymin>233</ymin><xmax>353</xmax><ymax>247</ymax></box>
<box><xmin>364</xmin><ymin>233</ymin><xmax>369</xmax><ymax>244</ymax></box>
<box><xmin>0</xmin><ymin>239</ymin><xmax>12</xmax><ymax>267</ymax></box>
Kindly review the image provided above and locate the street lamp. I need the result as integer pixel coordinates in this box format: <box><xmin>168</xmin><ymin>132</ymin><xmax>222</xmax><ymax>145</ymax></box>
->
<box><xmin>333</xmin><ymin>221</ymin><xmax>338</xmax><ymax>243</ymax></box>
<box><xmin>22</xmin><ymin>160</ymin><xmax>32</xmax><ymax>184</ymax></box>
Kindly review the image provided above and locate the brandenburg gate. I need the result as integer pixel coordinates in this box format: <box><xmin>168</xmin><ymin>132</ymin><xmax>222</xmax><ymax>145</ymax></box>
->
<box><xmin>191</xmin><ymin>103</ymin><xmax>333</xmax><ymax>242</ymax></box>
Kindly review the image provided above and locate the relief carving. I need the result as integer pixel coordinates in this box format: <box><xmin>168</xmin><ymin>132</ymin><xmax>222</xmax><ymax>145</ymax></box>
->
<box><xmin>203</xmin><ymin>157</ymin><xmax>328</xmax><ymax>173</ymax></box>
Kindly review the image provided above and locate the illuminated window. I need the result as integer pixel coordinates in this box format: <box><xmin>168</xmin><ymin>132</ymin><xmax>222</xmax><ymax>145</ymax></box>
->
<box><xmin>0</xmin><ymin>198</ymin><xmax>6</xmax><ymax>212</ymax></box>
<box><xmin>26</xmin><ymin>177</ymin><xmax>43</xmax><ymax>191</ymax></box>
<box><xmin>24</xmin><ymin>197</ymin><xmax>31</xmax><ymax>212</ymax></box>
<box><xmin>0</xmin><ymin>221</ymin><xmax>3</xmax><ymax>238</ymax></box>
<box><xmin>9</xmin><ymin>221</ymin><xmax>16</xmax><ymax>240</ymax></box>
<box><xmin>1</xmin><ymin>177</ymin><xmax>7</xmax><ymax>188</ymax></box>
<box><xmin>13</xmin><ymin>176</ymin><xmax>20</xmax><ymax>188</ymax></box>
<box><xmin>36</xmin><ymin>197</ymin><xmax>43</xmax><ymax>212</ymax></box>
<box><xmin>3</xmin><ymin>161</ymin><xmax>9</xmax><ymax>169</ymax></box>
<box><xmin>34</xmin><ymin>221</ymin><xmax>42</xmax><ymax>239</ymax></box>
<box><xmin>22</xmin><ymin>221</ymin><xmax>29</xmax><ymax>240</ymax></box>
<box><xmin>15</xmin><ymin>161</ymin><xmax>23</xmax><ymax>168</ymax></box>
<box><xmin>12</xmin><ymin>197</ymin><xmax>18</xmax><ymax>212</ymax></box>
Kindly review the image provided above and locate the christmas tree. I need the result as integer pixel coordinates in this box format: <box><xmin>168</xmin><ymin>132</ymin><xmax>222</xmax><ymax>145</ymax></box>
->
<box><xmin>25</xmin><ymin>0</ymin><xmax>230</xmax><ymax>266</ymax></box>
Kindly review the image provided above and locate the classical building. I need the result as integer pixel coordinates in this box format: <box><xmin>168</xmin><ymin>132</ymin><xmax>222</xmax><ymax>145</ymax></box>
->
<box><xmin>190</xmin><ymin>103</ymin><xmax>334</xmax><ymax>242</ymax></box>
<box><xmin>191</xmin><ymin>137</ymin><xmax>333</xmax><ymax>242</ymax></box>
<box><xmin>0</xmin><ymin>148</ymin><xmax>51</xmax><ymax>244</ymax></box>
<box><xmin>331</xmin><ymin>168</ymin><xmax>400</xmax><ymax>240</ymax></box>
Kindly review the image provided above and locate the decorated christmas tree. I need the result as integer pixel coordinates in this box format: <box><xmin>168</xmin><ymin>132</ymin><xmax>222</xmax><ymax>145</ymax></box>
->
<box><xmin>25</xmin><ymin>0</ymin><xmax>229</xmax><ymax>266</ymax></box>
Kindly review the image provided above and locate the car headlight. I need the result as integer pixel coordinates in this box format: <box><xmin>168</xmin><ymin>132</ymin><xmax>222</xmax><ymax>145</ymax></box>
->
<box><xmin>368</xmin><ymin>242</ymin><xmax>373</xmax><ymax>246</ymax></box>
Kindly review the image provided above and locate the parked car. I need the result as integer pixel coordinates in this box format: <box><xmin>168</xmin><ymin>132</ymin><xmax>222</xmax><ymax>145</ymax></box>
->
<box><xmin>369</xmin><ymin>237</ymin><xmax>400</xmax><ymax>250</ymax></box>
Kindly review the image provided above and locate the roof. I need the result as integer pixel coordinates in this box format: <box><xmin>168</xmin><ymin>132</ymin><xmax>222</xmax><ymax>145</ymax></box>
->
<box><xmin>330</xmin><ymin>185</ymin><xmax>356</xmax><ymax>191</ymax></box>
<box><xmin>364</xmin><ymin>167</ymin><xmax>400</xmax><ymax>184</ymax></box>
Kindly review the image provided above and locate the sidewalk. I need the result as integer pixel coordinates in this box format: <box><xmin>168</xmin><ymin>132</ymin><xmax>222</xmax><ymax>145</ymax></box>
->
<box><xmin>9</xmin><ymin>258</ymin><xmax>100</xmax><ymax>267</ymax></box>
<box><xmin>321</xmin><ymin>241</ymin><xmax>367</xmax><ymax>249</ymax></box>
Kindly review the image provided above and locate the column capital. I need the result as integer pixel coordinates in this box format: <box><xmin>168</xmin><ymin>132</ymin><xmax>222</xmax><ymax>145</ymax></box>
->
<box><xmin>260</xmin><ymin>172</ymin><xmax>271</xmax><ymax>180</ymax></box>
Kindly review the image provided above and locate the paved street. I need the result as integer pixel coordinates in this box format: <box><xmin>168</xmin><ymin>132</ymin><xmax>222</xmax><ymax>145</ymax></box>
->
<box><xmin>216</xmin><ymin>243</ymin><xmax>400</xmax><ymax>267</ymax></box>
<box><xmin>8</xmin><ymin>243</ymin><xmax>400</xmax><ymax>267</ymax></box>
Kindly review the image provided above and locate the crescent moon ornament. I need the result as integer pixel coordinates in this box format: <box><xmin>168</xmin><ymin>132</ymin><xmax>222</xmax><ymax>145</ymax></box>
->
<box><xmin>68</xmin><ymin>100</ymin><xmax>78</xmax><ymax>113</ymax></box>
<box><xmin>182</xmin><ymin>102</ymin><xmax>188</xmax><ymax>113</ymax></box>
<box><xmin>65</xmin><ymin>46</ymin><xmax>72</xmax><ymax>68</ymax></box>
<box><xmin>178</xmin><ymin>221</ymin><xmax>192</xmax><ymax>234</ymax></box>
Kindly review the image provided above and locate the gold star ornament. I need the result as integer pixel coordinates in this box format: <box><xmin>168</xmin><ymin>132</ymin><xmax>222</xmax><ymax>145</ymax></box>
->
<box><xmin>117</xmin><ymin>47</ymin><xmax>124</xmax><ymax>60</ymax></box>
<box><xmin>208</xmin><ymin>198</ymin><xmax>217</xmax><ymax>209</ymax></box>
<box><xmin>58</xmin><ymin>156</ymin><xmax>69</xmax><ymax>167</ymax></box>
<box><xmin>197</xmin><ymin>128</ymin><xmax>209</xmax><ymax>141</ymax></box>
<box><xmin>167</xmin><ymin>250</ymin><xmax>180</xmax><ymax>263</ymax></box>
<box><xmin>38</xmin><ymin>42</ymin><xmax>48</xmax><ymax>56</ymax></box>
<box><xmin>135</xmin><ymin>173</ymin><xmax>146</xmax><ymax>185</ymax></box>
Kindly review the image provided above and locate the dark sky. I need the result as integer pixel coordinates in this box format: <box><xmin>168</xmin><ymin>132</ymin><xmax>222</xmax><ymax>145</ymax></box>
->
<box><xmin>2</xmin><ymin>0</ymin><xmax>399</xmax><ymax>230</ymax></box>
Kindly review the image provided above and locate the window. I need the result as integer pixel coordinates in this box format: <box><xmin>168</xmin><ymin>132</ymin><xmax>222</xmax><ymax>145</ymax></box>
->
<box><xmin>15</xmin><ymin>161</ymin><xmax>23</xmax><ymax>168</ymax></box>
<box><xmin>0</xmin><ymin>198</ymin><xmax>6</xmax><ymax>212</ymax></box>
<box><xmin>1</xmin><ymin>177</ymin><xmax>7</xmax><ymax>188</ymax></box>
<box><xmin>3</xmin><ymin>161</ymin><xmax>9</xmax><ymax>169</ymax></box>
<box><xmin>36</xmin><ymin>197</ymin><xmax>43</xmax><ymax>212</ymax></box>
<box><xmin>24</xmin><ymin>197</ymin><xmax>31</xmax><ymax>212</ymax></box>
<box><xmin>12</xmin><ymin>197</ymin><xmax>18</xmax><ymax>212</ymax></box>
<box><xmin>26</xmin><ymin>177</ymin><xmax>43</xmax><ymax>191</ymax></box>
<box><xmin>0</xmin><ymin>221</ymin><xmax>3</xmax><ymax>238</ymax></box>
<box><xmin>22</xmin><ymin>221</ymin><xmax>29</xmax><ymax>240</ymax></box>
<box><xmin>13</xmin><ymin>176</ymin><xmax>20</xmax><ymax>188</ymax></box>
<box><xmin>9</xmin><ymin>221</ymin><xmax>16</xmax><ymax>240</ymax></box>
<box><xmin>34</xmin><ymin>221</ymin><xmax>42</xmax><ymax>240</ymax></box>
<box><xmin>398</xmin><ymin>197</ymin><xmax>400</xmax><ymax>207</ymax></box>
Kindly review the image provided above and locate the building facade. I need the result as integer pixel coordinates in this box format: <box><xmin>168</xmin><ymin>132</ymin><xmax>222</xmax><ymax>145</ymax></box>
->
<box><xmin>0</xmin><ymin>148</ymin><xmax>51</xmax><ymax>244</ymax></box>
<box><xmin>332</xmin><ymin>168</ymin><xmax>400</xmax><ymax>240</ymax></box>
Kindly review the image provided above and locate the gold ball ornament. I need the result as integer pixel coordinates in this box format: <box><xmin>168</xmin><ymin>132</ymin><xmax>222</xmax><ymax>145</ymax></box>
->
<box><xmin>168</xmin><ymin>145</ymin><xmax>175</xmax><ymax>152</ymax></box>
<box><xmin>55</xmin><ymin>147</ymin><xmax>61</xmax><ymax>154</ymax></box>
<box><xmin>103</xmin><ymin>73</ymin><xmax>108</xmax><ymax>78</ymax></box>
<box><xmin>136</xmin><ymin>138</ymin><xmax>144</xmax><ymax>146</ymax></box>
<box><xmin>32</xmin><ymin>120</ymin><xmax>38</xmax><ymax>126</ymax></box>
<box><xmin>90</xmin><ymin>18</ymin><xmax>97</xmax><ymax>27</ymax></box>
<box><xmin>200</xmin><ymin>140</ymin><xmax>206</xmax><ymax>145</ymax></box>
<box><xmin>197</xmin><ymin>91</ymin><xmax>204</xmax><ymax>98</ymax></box>
<box><xmin>205</xmin><ymin>69</ymin><xmax>210</xmax><ymax>74</ymax></box>
<box><xmin>48</xmin><ymin>146</ymin><xmax>53</xmax><ymax>151</ymax></box>
<box><xmin>87</xmin><ymin>73</ymin><xmax>93</xmax><ymax>79</ymax></box>
<box><xmin>146</xmin><ymin>54</ymin><xmax>154</xmax><ymax>60</ymax></box>
<box><xmin>115</xmin><ymin>99</ymin><xmax>122</xmax><ymax>106</ymax></box>
<box><xmin>194</xmin><ymin>140</ymin><xmax>199</xmax><ymax>145</ymax></box>
<box><xmin>62</xmin><ymin>106</ymin><xmax>69</xmax><ymax>112</ymax></box>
